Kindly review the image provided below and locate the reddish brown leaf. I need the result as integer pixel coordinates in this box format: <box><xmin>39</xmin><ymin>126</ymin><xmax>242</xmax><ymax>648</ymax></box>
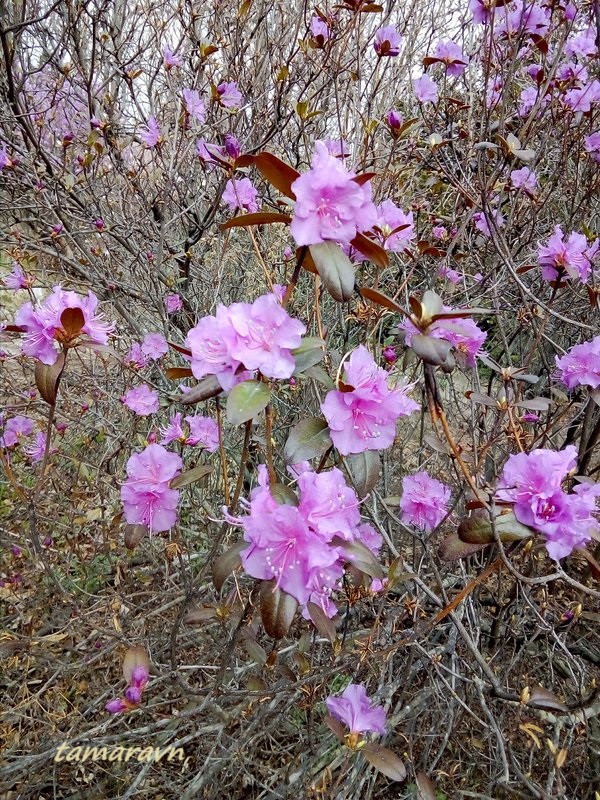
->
<box><xmin>359</xmin><ymin>287</ymin><xmax>404</xmax><ymax>313</ymax></box>
<box><xmin>213</xmin><ymin>542</ymin><xmax>246</xmax><ymax>592</ymax></box>
<box><xmin>165</xmin><ymin>367</ymin><xmax>194</xmax><ymax>380</ymax></box>
<box><xmin>324</xmin><ymin>714</ymin><xmax>346</xmax><ymax>739</ymax></box>
<box><xmin>174</xmin><ymin>375</ymin><xmax>223</xmax><ymax>405</ymax></box>
<box><xmin>416</xmin><ymin>772</ymin><xmax>437</xmax><ymax>800</ymax></box>
<box><xmin>353</xmin><ymin>172</ymin><xmax>377</xmax><ymax>186</ymax></box>
<box><xmin>254</xmin><ymin>152</ymin><xmax>299</xmax><ymax>198</ymax></box>
<box><xmin>528</xmin><ymin>685</ymin><xmax>568</xmax><ymax>712</ymax></box>
<box><xmin>306</xmin><ymin>601</ymin><xmax>337</xmax><ymax>643</ymax></box>
<box><xmin>220</xmin><ymin>211</ymin><xmax>292</xmax><ymax>230</ymax></box>
<box><xmin>350</xmin><ymin>233</ymin><xmax>389</xmax><ymax>267</ymax></box>
<box><xmin>167</xmin><ymin>341</ymin><xmax>192</xmax><ymax>357</ymax></box>
<box><xmin>362</xmin><ymin>744</ymin><xmax>407</xmax><ymax>781</ymax></box>
<box><xmin>438</xmin><ymin>532</ymin><xmax>488</xmax><ymax>561</ymax></box>
<box><xmin>124</xmin><ymin>523</ymin><xmax>148</xmax><ymax>549</ymax></box>
<box><xmin>35</xmin><ymin>351</ymin><xmax>66</xmax><ymax>406</ymax></box>
<box><xmin>60</xmin><ymin>307</ymin><xmax>85</xmax><ymax>338</ymax></box>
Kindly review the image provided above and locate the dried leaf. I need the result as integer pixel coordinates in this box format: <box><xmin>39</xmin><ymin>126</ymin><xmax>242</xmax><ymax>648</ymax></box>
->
<box><xmin>306</xmin><ymin>601</ymin><xmax>337</xmax><ymax>643</ymax></box>
<box><xmin>324</xmin><ymin>714</ymin><xmax>346</xmax><ymax>739</ymax></box>
<box><xmin>528</xmin><ymin>685</ymin><xmax>568</xmax><ymax>713</ymax></box>
<box><xmin>438</xmin><ymin>532</ymin><xmax>488</xmax><ymax>561</ymax></box>
<box><xmin>220</xmin><ymin>211</ymin><xmax>292</xmax><ymax>230</ymax></box>
<box><xmin>213</xmin><ymin>542</ymin><xmax>246</xmax><ymax>592</ymax></box>
<box><xmin>124</xmin><ymin>524</ymin><xmax>148</xmax><ymax>549</ymax></box>
<box><xmin>35</xmin><ymin>352</ymin><xmax>66</xmax><ymax>406</ymax></box>
<box><xmin>362</xmin><ymin>744</ymin><xmax>407</xmax><ymax>781</ymax></box>
<box><xmin>416</xmin><ymin>772</ymin><xmax>437</xmax><ymax>800</ymax></box>
<box><xmin>122</xmin><ymin>646</ymin><xmax>150</xmax><ymax>684</ymax></box>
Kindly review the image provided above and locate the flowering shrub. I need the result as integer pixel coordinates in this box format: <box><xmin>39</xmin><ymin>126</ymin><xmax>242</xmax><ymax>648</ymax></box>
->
<box><xmin>2</xmin><ymin>0</ymin><xmax>600</xmax><ymax>796</ymax></box>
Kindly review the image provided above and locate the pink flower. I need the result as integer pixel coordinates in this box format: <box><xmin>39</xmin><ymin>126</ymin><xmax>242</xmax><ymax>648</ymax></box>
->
<box><xmin>222</xmin><ymin>178</ymin><xmax>259</xmax><ymax>213</ymax></box>
<box><xmin>325</xmin><ymin>684</ymin><xmax>387</xmax><ymax>736</ymax></box>
<box><xmin>565</xmin><ymin>26</ymin><xmax>597</xmax><ymax>59</ymax></box>
<box><xmin>290</xmin><ymin>141</ymin><xmax>378</xmax><ymax>247</ymax></box>
<box><xmin>121</xmin><ymin>385</ymin><xmax>160</xmax><ymax>416</ymax></box>
<box><xmin>321</xmin><ymin>345</ymin><xmax>418</xmax><ymax>455</ymax></box>
<box><xmin>538</xmin><ymin>225</ymin><xmax>596</xmax><ymax>283</ymax></box>
<box><xmin>216</xmin><ymin>81</ymin><xmax>243</xmax><ymax>109</ymax></box>
<box><xmin>141</xmin><ymin>332</ymin><xmax>168</xmax><ymax>360</ymax></box>
<box><xmin>374</xmin><ymin>25</ymin><xmax>401</xmax><ymax>57</ymax></box>
<box><xmin>432</xmin><ymin>40</ymin><xmax>469</xmax><ymax>76</ymax></box>
<box><xmin>224</xmin><ymin>134</ymin><xmax>241</xmax><ymax>160</ymax></box>
<box><xmin>227</xmin><ymin>293</ymin><xmax>306</xmax><ymax>380</ymax></box>
<box><xmin>400</xmin><ymin>471</ymin><xmax>451</xmax><ymax>532</ymax></box>
<box><xmin>121</xmin><ymin>443</ymin><xmax>182</xmax><ymax>532</ymax></box>
<box><xmin>373</xmin><ymin>200</ymin><xmax>415</xmax><ymax>253</ymax></box>
<box><xmin>25</xmin><ymin>431</ymin><xmax>56</xmax><ymax>462</ymax></box>
<box><xmin>185</xmin><ymin>415</ymin><xmax>219</xmax><ymax>450</ymax></box>
<box><xmin>495</xmin><ymin>446</ymin><xmax>599</xmax><ymax>560</ymax></box>
<box><xmin>470</xmin><ymin>0</ymin><xmax>493</xmax><ymax>24</ymax></box>
<box><xmin>496</xmin><ymin>1</ymin><xmax>550</xmax><ymax>38</ymax></box>
<box><xmin>124</xmin><ymin>664</ymin><xmax>149</xmax><ymax>704</ymax></box>
<box><xmin>106</xmin><ymin>698</ymin><xmax>128</xmax><ymax>714</ymax></box>
<box><xmin>438</xmin><ymin>266</ymin><xmax>462</xmax><ymax>284</ymax></box>
<box><xmin>473</xmin><ymin>209</ymin><xmax>504</xmax><ymax>237</ymax></box>
<box><xmin>413</xmin><ymin>74</ymin><xmax>439</xmax><ymax>104</ymax></box>
<box><xmin>183</xmin><ymin>88</ymin><xmax>206</xmax><ymax>123</ymax></box>
<box><xmin>160</xmin><ymin>413</ymin><xmax>186</xmax><ymax>445</ymax></box>
<box><xmin>163</xmin><ymin>47</ymin><xmax>182</xmax><ymax>69</ymax></box>
<box><xmin>297</xmin><ymin>467</ymin><xmax>361</xmax><ymax>540</ymax></box>
<box><xmin>584</xmin><ymin>132</ymin><xmax>600</xmax><ymax>164</ymax></box>
<box><xmin>310</xmin><ymin>15</ymin><xmax>331</xmax><ymax>45</ymax></box>
<box><xmin>3</xmin><ymin>263</ymin><xmax>30</xmax><ymax>289</ymax></box>
<box><xmin>126</xmin><ymin>343</ymin><xmax>148</xmax><ymax>369</ymax></box>
<box><xmin>511</xmin><ymin>167</ymin><xmax>537</xmax><ymax>195</ymax></box>
<box><xmin>386</xmin><ymin>110</ymin><xmax>403</xmax><ymax>135</ymax></box>
<box><xmin>164</xmin><ymin>294</ymin><xmax>183</xmax><ymax>313</ymax></box>
<box><xmin>141</xmin><ymin>116</ymin><xmax>161</xmax><ymax>148</ymax></box>
<box><xmin>15</xmin><ymin>286</ymin><xmax>114</xmax><ymax>365</ymax></box>
<box><xmin>556</xmin><ymin>336</ymin><xmax>600</xmax><ymax>390</ymax></box>
<box><xmin>1</xmin><ymin>415</ymin><xmax>34</xmax><ymax>448</ymax></box>
<box><xmin>196</xmin><ymin>139</ymin><xmax>225</xmax><ymax>163</ymax></box>
<box><xmin>186</xmin><ymin>305</ymin><xmax>244</xmax><ymax>390</ymax></box>
<box><xmin>0</xmin><ymin>147</ymin><xmax>12</xmax><ymax>170</ymax></box>
<box><xmin>564</xmin><ymin>80</ymin><xmax>600</xmax><ymax>113</ymax></box>
<box><xmin>323</xmin><ymin>139</ymin><xmax>350</xmax><ymax>159</ymax></box>
<box><xmin>400</xmin><ymin>306</ymin><xmax>487</xmax><ymax>368</ymax></box>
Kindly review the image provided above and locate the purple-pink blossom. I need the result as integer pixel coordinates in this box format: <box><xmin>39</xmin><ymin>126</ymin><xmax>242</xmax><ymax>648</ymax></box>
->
<box><xmin>386</xmin><ymin>110</ymin><xmax>403</xmax><ymax>135</ymax></box>
<box><xmin>222</xmin><ymin>178</ymin><xmax>259</xmax><ymax>213</ymax></box>
<box><xmin>15</xmin><ymin>286</ymin><xmax>114</xmax><ymax>365</ymax></box>
<box><xmin>141</xmin><ymin>116</ymin><xmax>161</xmax><ymax>148</ymax></box>
<box><xmin>538</xmin><ymin>225</ymin><xmax>597</xmax><ymax>283</ymax></box>
<box><xmin>400</xmin><ymin>306</ymin><xmax>487</xmax><ymax>368</ymax></box>
<box><xmin>511</xmin><ymin>167</ymin><xmax>537</xmax><ymax>195</ymax></box>
<box><xmin>584</xmin><ymin>132</ymin><xmax>600</xmax><ymax>164</ymax></box>
<box><xmin>400</xmin><ymin>471</ymin><xmax>451</xmax><ymax>532</ymax></box>
<box><xmin>224</xmin><ymin>134</ymin><xmax>241</xmax><ymax>160</ymax></box>
<box><xmin>432</xmin><ymin>40</ymin><xmax>469</xmax><ymax>76</ymax></box>
<box><xmin>495</xmin><ymin>1</ymin><xmax>550</xmax><ymax>38</ymax></box>
<box><xmin>216</xmin><ymin>81</ymin><xmax>243</xmax><ymax>109</ymax></box>
<box><xmin>1</xmin><ymin>415</ymin><xmax>34</xmax><ymax>448</ymax></box>
<box><xmin>563</xmin><ymin>80</ymin><xmax>600</xmax><ymax>113</ymax></box>
<box><xmin>325</xmin><ymin>684</ymin><xmax>387</xmax><ymax>736</ymax></box>
<box><xmin>121</xmin><ymin>385</ymin><xmax>160</xmax><ymax>416</ymax></box>
<box><xmin>126</xmin><ymin>342</ymin><xmax>148</xmax><ymax>369</ymax></box>
<box><xmin>413</xmin><ymin>74</ymin><xmax>439</xmax><ymax>104</ymax></box>
<box><xmin>372</xmin><ymin>200</ymin><xmax>415</xmax><ymax>253</ymax></box>
<box><xmin>183</xmin><ymin>88</ymin><xmax>206</xmax><ymax>123</ymax></box>
<box><xmin>556</xmin><ymin>336</ymin><xmax>600</xmax><ymax>390</ymax></box>
<box><xmin>121</xmin><ymin>443</ymin><xmax>182</xmax><ymax>532</ymax></box>
<box><xmin>310</xmin><ymin>15</ymin><xmax>331</xmax><ymax>45</ymax></box>
<box><xmin>321</xmin><ymin>345</ymin><xmax>418</xmax><ymax>456</ymax></box>
<box><xmin>374</xmin><ymin>25</ymin><xmax>401</xmax><ymax>57</ymax></box>
<box><xmin>473</xmin><ymin>209</ymin><xmax>505</xmax><ymax>238</ymax></box>
<box><xmin>141</xmin><ymin>332</ymin><xmax>168</xmax><ymax>360</ymax></box>
<box><xmin>290</xmin><ymin>140</ymin><xmax>377</xmax><ymax>247</ymax></box>
<box><xmin>164</xmin><ymin>294</ymin><xmax>183</xmax><ymax>314</ymax></box>
<box><xmin>3</xmin><ymin>263</ymin><xmax>30</xmax><ymax>289</ymax></box>
<box><xmin>163</xmin><ymin>47</ymin><xmax>182</xmax><ymax>69</ymax></box>
<box><xmin>235</xmin><ymin>464</ymin><xmax>381</xmax><ymax>614</ymax></box>
<box><xmin>186</xmin><ymin>415</ymin><xmax>219</xmax><ymax>450</ymax></box>
<box><xmin>495</xmin><ymin>446</ymin><xmax>599</xmax><ymax>560</ymax></box>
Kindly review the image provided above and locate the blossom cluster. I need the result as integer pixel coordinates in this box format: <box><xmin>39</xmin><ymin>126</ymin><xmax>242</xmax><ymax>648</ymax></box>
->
<box><xmin>14</xmin><ymin>286</ymin><xmax>114</xmax><ymax>365</ymax></box>
<box><xmin>538</xmin><ymin>225</ymin><xmax>598</xmax><ymax>284</ymax></box>
<box><xmin>160</xmin><ymin>413</ymin><xmax>219</xmax><ymax>451</ymax></box>
<box><xmin>321</xmin><ymin>346</ymin><xmax>418</xmax><ymax>456</ymax></box>
<box><xmin>400</xmin><ymin>471</ymin><xmax>452</xmax><ymax>532</ymax></box>
<box><xmin>106</xmin><ymin>663</ymin><xmax>150</xmax><ymax>714</ymax></box>
<box><xmin>121</xmin><ymin>444</ymin><xmax>182</xmax><ymax>533</ymax></box>
<box><xmin>185</xmin><ymin>290</ymin><xmax>305</xmax><ymax>390</ymax></box>
<box><xmin>400</xmin><ymin>307</ymin><xmax>487</xmax><ymax>367</ymax></box>
<box><xmin>235</xmin><ymin>464</ymin><xmax>382</xmax><ymax>617</ymax></box>
<box><xmin>556</xmin><ymin>336</ymin><xmax>600</xmax><ymax>390</ymax></box>
<box><xmin>495</xmin><ymin>446</ymin><xmax>600</xmax><ymax>560</ymax></box>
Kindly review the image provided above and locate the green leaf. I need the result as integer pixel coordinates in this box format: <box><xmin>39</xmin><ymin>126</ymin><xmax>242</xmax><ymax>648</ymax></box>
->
<box><xmin>170</xmin><ymin>463</ymin><xmax>213</xmax><ymax>489</ymax></box>
<box><xmin>292</xmin><ymin>337</ymin><xmax>326</xmax><ymax>374</ymax></box>
<box><xmin>346</xmin><ymin>450</ymin><xmax>380</xmax><ymax>497</ymax></box>
<box><xmin>309</xmin><ymin>242</ymin><xmax>355</xmax><ymax>302</ymax></box>
<box><xmin>226</xmin><ymin>380</ymin><xmax>270</xmax><ymax>424</ymax></box>
<box><xmin>284</xmin><ymin>417</ymin><xmax>332</xmax><ymax>463</ymax></box>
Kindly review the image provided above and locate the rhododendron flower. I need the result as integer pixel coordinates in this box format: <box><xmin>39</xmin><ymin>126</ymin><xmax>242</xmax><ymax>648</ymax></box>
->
<box><xmin>321</xmin><ymin>345</ymin><xmax>418</xmax><ymax>455</ymax></box>
<box><xmin>196</xmin><ymin>139</ymin><xmax>225</xmax><ymax>163</ymax></box>
<box><xmin>222</xmin><ymin>178</ymin><xmax>259</xmax><ymax>213</ymax></box>
<box><xmin>183</xmin><ymin>88</ymin><xmax>206</xmax><ymax>123</ymax></box>
<box><xmin>141</xmin><ymin>332</ymin><xmax>168</xmax><ymax>360</ymax></box>
<box><xmin>0</xmin><ymin>147</ymin><xmax>12</xmax><ymax>170</ymax></box>
<box><xmin>226</xmin><ymin>293</ymin><xmax>305</xmax><ymax>379</ymax></box>
<box><xmin>473</xmin><ymin>209</ymin><xmax>504</xmax><ymax>237</ymax></box>
<box><xmin>556</xmin><ymin>336</ymin><xmax>600</xmax><ymax>390</ymax></box>
<box><xmin>470</xmin><ymin>0</ymin><xmax>493</xmax><ymax>24</ymax></box>
<box><xmin>235</xmin><ymin>465</ymin><xmax>381</xmax><ymax>614</ymax></box>
<box><xmin>141</xmin><ymin>116</ymin><xmax>161</xmax><ymax>148</ymax></box>
<box><xmin>496</xmin><ymin>0</ymin><xmax>550</xmax><ymax>38</ymax></box>
<box><xmin>1</xmin><ymin>415</ymin><xmax>34</xmax><ymax>448</ymax></box>
<box><xmin>160</xmin><ymin>413</ymin><xmax>186</xmax><ymax>445</ymax></box>
<box><xmin>386</xmin><ymin>110</ymin><xmax>403</xmax><ymax>135</ymax></box>
<box><xmin>124</xmin><ymin>665</ymin><xmax>149</xmax><ymax>704</ymax></box>
<box><xmin>186</xmin><ymin>415</ymin><xmax>219</xmax><ymax>451</ymax></box>
<box><xmin>323</xmin><ymin>139</ymin><xmax>350</xmax><ymax>159</ymax></box>
<box><xmin>15</xmin><ymin>286</ymin><xmax>114</xmax><ymax>365</ymax></box>
<box><xmin>564</xmin><ymin>80</ymin><xmax>600</xmax><ymax>113</ymax></box>
<box><xmin>121</xmin><ymin>443</ymin><xmax>182</xmax><ymax>532</ymax></box>
<box><xmin>413</xmin><ymin>74</ymin><xmax>439</xmax><ymax>104</ymax></box>
<box><xmin>368</xmin><ymin>200</ymin><xmax>415</xmax><ymax>254</ymax></box>
<box><xmin>126</xmin><ymin>343</ymin><xmax>148</xmax><ymax>369</ymax></box>
<box><xmin>495</xmin><ymin>446</ymin><xmax>599</xmax><ymax>560</ymax></box>
<box><xmin>325</xmin><ymin>684</ymin><xmax>387</xmax><ymax>736</ymax></box>
<box><xmin>374</xmin><ymin>25</ymin><xmax>401</xmax><ymax>57</ymax></box>
<box><xmin>186</xmin><ymin>305</ymin><xmax>244</xmax><ymax>390</ymax></box>
<box><xmin>400</xmin><ymin>306</ymin><xmax>487</xmax><ymax>367</ymax></box>
<box><xmin>565</xmin><ymin>25</ymin><xmax>597</xmax><ymax>59</ymax></box>
<box><xmin>164</xmin><ymin>293</ymin><xmax>182</xmax><ymax>314</ymax></box>
<box><xmin>216</xmin><ymin>81</ymin><xmax>243</xmax><ymax>108</ymax></box>
<box><xmin>224</xmin><ymin>134</ymin><xmax>241</xmax><ymax>160</ymax></box>
<box><xmin>556</xmin><ymin>62</ymin><xmax>588</xmax><ymax>85</ymax></box>
<box><xmin>3</xmin><ymin>263</ymin><xmax>30</xmax><ymax>289</ymax></box>
<box><xmin>511</xmin><ymin>167</ymin><xmax>537</xmax><ymax>195</ymax></box>
<box><xmin>438</xmin><ymin>266</ymin><xmax>462</xmax><ymax>284</ymax></box>
<box><xmin>538</xmin><ymin>225</ymin><xmax>597</xmax><ymax>283</ymax></box>
<box><xmin>584</xmin><ymin>132</ymin><xmax>600</xmax><ymax>163</ymax></box>
<box><xmin>432</xmin><ymin>40</ymin><xmax>469</xmax><ymax>76</ymax></box>
<box><xmin>290</xmin><ymin>141</ymin><xmax>377</xmax><ymax>247</ymax></box>
<box><xmin>163</xmin><ymin>47</ymin><xmax>182</xmax><ymax>69</ymax></box>
<box><xmin>310</xmin><ymin>15</ymin><xmax>331</xmax><ymax>45</ymax></box>
<box><xmin>121</xmin><ymin>385</ymin><xmax>160</xmax><ymax>416</ymax></box>
<box><xmin>400</xmin><ymin>471</ymin><xmax>451</xmax><ymax>532</ymax></box>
